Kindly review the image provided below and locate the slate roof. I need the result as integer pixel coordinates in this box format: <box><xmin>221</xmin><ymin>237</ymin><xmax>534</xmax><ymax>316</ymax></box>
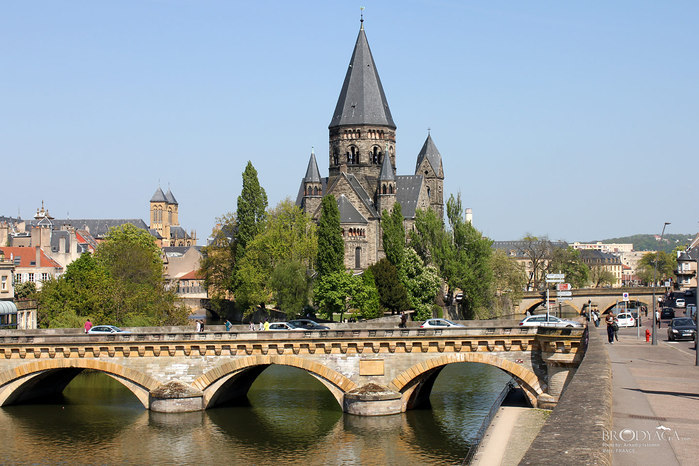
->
<box><xmin>379</xmin><ymin>153</ymin><xmax>395</xmax><ymax>181</ymax></box>
<box><xmin>337</xmin><ymin>194</ymin><xmax>368</xmax><ymax>224</ymax></box>
<box><xmin>329</xmin><ymin>25</ymin><xmax>395</xmax><ymax>129</ymax></box>
<box><xmin>169</xmin><ymin>226</ymin><xmax>192</xmax><ymax>240</ymax></box>
<box><xmin>165</xmin><ymin>189</ymin><xmax>178</xmax><ymax>205</ymax></box>
<box><xmin>395</xmin><ymin>175</ymin><xmax>424</xmax><ymax>218</ymax></box>
<box><xmin>151</xmin><ymin>187</ymin><xmax>167</xmax><ymax>203</ymax></box>
<box><xmin>304</xmin><ymin>150</ymin><xmax>322</xmax><ymax>183</ymax></box>
<box><xmin>344</xmin><ymin>173</ymin><xmax>379</xmax><ymax>217</ymax></box>
<box><xmin>415</xmin><ymin>134</ymin><xmax>443</xmax><ymax>175</ymax></box>
<box><xmin>24</xmin><ymin>218</ymin><xmax>151</xmax><ymax>239</ymax></box>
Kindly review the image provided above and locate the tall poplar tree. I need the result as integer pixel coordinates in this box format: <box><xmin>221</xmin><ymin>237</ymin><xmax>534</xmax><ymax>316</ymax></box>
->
<box><xmin>316</xmin><ymin>195</ymin><xmax>344</xmax><ymax>277</ymax></box>
<box><xmin>382</xmin><ymin>202</ymin><xmax>405</xmax><ymax>269</ymax></box>
<box><xmin>235</xmin><ymin>161</ymin><xmax>268</xmax><ymax>263</ymax></box>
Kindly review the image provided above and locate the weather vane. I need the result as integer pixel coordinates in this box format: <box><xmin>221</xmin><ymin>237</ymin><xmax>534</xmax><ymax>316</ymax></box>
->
<box><xmin>360</xmin><ymin>6</ymin><xmax>365</xmax><ymax>26</ymax></box>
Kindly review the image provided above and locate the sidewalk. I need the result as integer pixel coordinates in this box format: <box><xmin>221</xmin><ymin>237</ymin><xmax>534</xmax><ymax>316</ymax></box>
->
<box><xmin>601</xmin><ymin>323</ymin><xmax>699</xmax><ymax>465</ymax></box>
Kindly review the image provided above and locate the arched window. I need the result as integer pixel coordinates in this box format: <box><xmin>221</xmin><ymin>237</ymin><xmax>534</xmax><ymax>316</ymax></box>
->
<box><xmin>382</xmin><ymin>184</ymin><xmax>387</xmax><ymax>195</ymax></box>
<box><xmin>355</xmin><ymin>247</ymin><xmax>361</xmax><ymax>269</ymax></box>
<box><xmin>313</xmin><ymin>186</ymin><xmax>319</xmax><ymax>195</ymax></box>
<box><xmin>168</xmin><ymin>208</ymin><xmax>172</xmax><ymax>224</ymax></box>
<box><xmin>427</xmin><ymin>186</ymin><xmax>431</xmax><ymax>198</ymax></box>
<box><xmin>389</xmin><ymin>185</ymin><xmax>394</xmax><ymax>194</ymax></box>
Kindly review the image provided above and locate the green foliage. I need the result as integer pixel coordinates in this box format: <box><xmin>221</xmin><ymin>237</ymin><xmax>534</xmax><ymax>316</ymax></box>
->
<box><xmin>596</xmin><ymin>233</ymin><xmax>693</xmax><ymax>253</ymax></box>
<box><xmin>409</xmin><ymin>207</ymin><xmax>452</xmax><ymax>275</ymax></box>
<box><xmin>547</xmin><ymin>247</ymin><xmax>590</xmax><ymax>288</ymax></box>
<box><xmin>368</xmin><ymin>258</ymin><xmax>409</xmax><ymax>314</ymax></box>
<box><xmin>399</xmin><ymin>248</ymin><xmax>441</xmax><ymax>321</ymax></box>
<box><xmin>38</xmin><ymin>225</ymin><xmax>189</xmax><ymax>329</ymax></box>
<box><xmin>316</xmin><ymin>195</ymin><xmax>344</xmax><ymax>277</ymax></box>
<box><xmin>446</xmin><ymin>194</ymin><xmax>494</xmax><ymax>319</ymax></box>
<box><xmin>589</xmin><ymin>267</ymin><xmax>616</xmax><ymax>288</ymax></box>
<box><xmin>234</xmin><ymin>200</ymin><xmax>317</xmax><ymax>313</ymax></box>
<box><xmin>14</xmin><ymin>282</ymin><xmax>37</xmax><ymax>300</ymax></box>
<box><xmin>235</xmin><ymin>161</ymin><xmax>268</xmax><ymax>263</ymax></box>
<box><xmin>314</xmin><ymin>271</ymin><xmax>359</xmax><ymax>321</ymax></box>
<box><xmin>354</xmin><ymin>269</ymin><xmax>381</xmax><ymax>320</ymax></box>
<box><xmin>270</xmin><ymin>260</ymin><xmax>312</xmax><ymax>319</ymax></box>
<box><xmin>200</xmin><ymin>212</ymin><xmax>236</xmax><ymax>306</ymax></box>
<box><xmin>491</xmin><ymin>249</ymin><xmax>526</xmax><ymax>318</ymax></box>
<box><xmin>517</xmin><ymin>234</ymin><xmax>553</xmax><ymax>291</ymax></box>
<box><xmin>636</xmin><ymin>251</ymin><xmax>677</xmax><ymax>284</ymax></box>
<box><xmin>381</xmin><ymin>203</ymin><xmax>406</xmax><ymax>268</ymax></box>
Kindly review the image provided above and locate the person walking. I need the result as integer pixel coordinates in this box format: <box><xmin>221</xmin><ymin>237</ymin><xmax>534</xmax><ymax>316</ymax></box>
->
<box><xmin>225</xmin><ymin>320</ymin><xmax>232</xmax><ymax>331</ymax></box>
<box><xmin>592</xmin><ymin>311</ymin><xmax>599</xmax><ymax>328</ymax></box>
<box><xmin>249</xmin><ymin>321</ymin><xmax>255</xmax><ymax>331</ymax></box>
<box><xmin>399</xmin><ymin>311</ymin><xmax>407</xmax><ymax>328</ymax></box>
<box><xmin>605</xmin><ymin>312</ymin><xmax>617</xmax><ymax>344</ymax></box>
<box><xmin>263</xmin><ymin>320</ymin><xmax>270</xmax><ymax>331</ymax></box>
<box><xmin>195</xmin><ymin>320</ymin><xmax>201</xmax><ymax>332</ymax></box>
<box><xmin>656</xmin><ymin>309</ymin><xmax>661</xmax><ymax>328</ymax></box>
<box><xmin>84</xmin><ymin>319</ymin><xmax>92</xmax><ymax>333</ymax></box>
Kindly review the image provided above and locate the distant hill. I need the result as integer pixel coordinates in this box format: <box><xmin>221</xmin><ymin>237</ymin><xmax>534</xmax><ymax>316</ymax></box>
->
<box><xmin>592</xmin><ymin>234</ymin><xmax>694</xmax><ymax>253</ymax></box>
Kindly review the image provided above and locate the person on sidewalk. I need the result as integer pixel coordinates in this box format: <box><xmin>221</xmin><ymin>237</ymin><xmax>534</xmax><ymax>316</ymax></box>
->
<box><xmin>656</xmin><ymin>309</ymin><xmax>661</xmax><ymax>328</ymax></box>
<box><xmin>606</xmin><ymin>312</ymin><xmax>617</xmax><ymax>343</ymax></box>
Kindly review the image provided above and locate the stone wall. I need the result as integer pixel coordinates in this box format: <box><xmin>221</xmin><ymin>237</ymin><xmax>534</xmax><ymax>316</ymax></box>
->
<box><xmin>519</xmin><ymin>327</ymin><xmax>613</xmax><ymax>465</ymax></box>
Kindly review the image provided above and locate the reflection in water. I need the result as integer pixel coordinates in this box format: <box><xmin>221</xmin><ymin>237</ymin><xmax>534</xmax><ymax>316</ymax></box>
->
<box><xmin>0</xmin><ymin>363</ymin><xmax>510</xmax><ymax>464</ymax></box>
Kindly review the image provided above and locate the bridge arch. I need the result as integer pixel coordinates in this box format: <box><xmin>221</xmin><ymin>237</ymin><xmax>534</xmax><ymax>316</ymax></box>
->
<box><xmin>0</xmin><ymin>359</ymin><xmax>160</xmax><ymax>409</ymax></box>
<box><xmin>389</xmin><ymin>353</ymin><xmax>544</xmax><ymax>409</ymax></box>
<box><xmin>193</xmin><ymin>355</ymin><xmax>357</xmax><ymax>410</ymax></box>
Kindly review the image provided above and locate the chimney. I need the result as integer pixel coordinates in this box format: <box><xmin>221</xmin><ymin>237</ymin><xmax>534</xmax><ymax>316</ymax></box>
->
<box><xmin>35</xmin><ymin>246</ymin><xmax>41</xmax><ymax>268</ymax></box>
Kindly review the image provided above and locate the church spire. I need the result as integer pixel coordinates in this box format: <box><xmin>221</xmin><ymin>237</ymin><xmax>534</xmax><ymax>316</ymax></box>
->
<box><xmin>379</xmin><ymin>145</ymin><xmax>395</xmax><ymax>181</ymax></box>
<box><xmin>304</xmin><ymin>147</ymin><xmax>322</xmax><ymax>183</ymax></box>
<box><xmin>329</xmin><ymin>22</ymin><xmax>395</xmax><ymax>129</ymax></box>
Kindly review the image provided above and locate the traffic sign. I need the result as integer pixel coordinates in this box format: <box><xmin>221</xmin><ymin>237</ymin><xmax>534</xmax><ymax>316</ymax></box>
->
<box><xmin>546</xmin><ymin>278</ymin><xmax>564</xmax><ymax>283</ymax></box>
<box><xmin>622</xmin><ymin>292</ymin><xmax>629</xmax><ymax>302</ymax></box>
<box><xmin>557</xmin><ymin>297</ymin><xmax>572</xmax><ymax>301</ymax></box>
<box><xmin>557</xmin><ymin>291</ymin><xmax>572</xmax><ymax>297</ymax></box>
<box><xmin>546</xmin><ymin>273</ymin><xmax>565</xmax><ymax>279</ymax></box>
<box><xmin>557</xmin><ymin>283</ymin><xmax>571</xmax><ymax>291</ymax></box>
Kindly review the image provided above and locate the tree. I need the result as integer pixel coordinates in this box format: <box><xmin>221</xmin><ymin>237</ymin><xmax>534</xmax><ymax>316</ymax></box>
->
<box><xmin>270</xmin><ymin>260</ymin><xmax>312</xmax><ymax>319</ymax></box>
<box><xmin>368</xmin><ymin>258</ymin><xmax>409</xmax><ymax>314</ymax></box>
<box><xmin>235</xmin><ymin>161</ymin><xmax>268</xmax><ymax>263</ymax></box>
<box><xmin>316</xmin><ymin>195</ymin><xmax>345</xmax><ymax>277</ymax></box>
<box><xmin>14</xmin><ymin>282</ymin><xmax>37</xmax><ymax>300</ymax></box>
<box><xmin>200</xmin><ymin>213</ymin><xmax>236</xmax><ymax>306</ymax></box>
<box><xmin>636</xmin><ymin>251</ymin><xmax>676</xmax><ymax>285</ymax></box>
<box><xmin>353</xmin><ymin>269</ymin><xmax>381</xmax><ymax>320</ymax></box>
<box><xmin>491</xmin><ymin>249</ymin><xmax>527</xmax><ymax>318</ymax></box>
<box><xmin>547</xmin><ymin>247</ymin><xmax>590</xmax><ymax>288</ymax></box>
<box><xmin>234</xmin><ymin>200</ymin><xmax>317</xmax><ymax>313</ymax></box>
<box><xmin>314</xmin><ymin>271</ymin><xmax>360</xmax><ymax>321</ymax></box>
<box><xmin>446</xmin><ymin>194</ymin><xmax>494</xmax><ymax>319</ymax></box>
<box><xmin>400</xmin><ymin>248</ymin><xmax>441</xmax><ymax>321</ymax></box>
<box><xmin>382</xmin><ymin>203</ymin><xmax>406</xmax><ymax>268</ymax></box>
<box><xmin>409</xmin><ymin>207</ymin><xmax>452</xmax><ymax>275</ymax></box>
<box><xmin>589</xmin><ymin>267</ymin><xmax>616</xmax><ymax>288</ymax></box>
<box><xmin>517</xmin><ymin>235</ymin><xmax>553</xmax><ymax>291</ymax></box>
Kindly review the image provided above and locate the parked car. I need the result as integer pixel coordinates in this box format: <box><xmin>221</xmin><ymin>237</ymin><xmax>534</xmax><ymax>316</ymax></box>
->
<box><xmin>420</xmin><ymin>318</ymin><xmax>464</xmax><ymax>328</ymax></box>
<box><xmin>519</xmin><ymin>315</ymin><xmax>583</xmax><ymax>328</ymax></box>
<box><xmin>288</xmin><ymin>319</ymin><xmax>329</xmax><ymax>330</ymax></box>
<box><xmin>616</xmin><ymin>312</ymin><xmax>636</xmax><ymax>328</ymax></box>
<box><xmin>661</xmin><ymin>308</ymin><xmax>675</xmax><ymax>320</ymax></box>
<box><xmin>667</xmin><ymin>317</ymin><xmax>697</xmax><ymax>341</ymax></box>
<box><xmin>87</xmin><ymin>325</ymin><xmax>129</xmax><ymax>334</ymax></box>
<box><xmin>267</xmin><ymin>322</ymin><xmax>302</xmax><ymax>331</ymax></box>
<box><xmin>675</xmin><ymin>298</ymin><xmax>686</xmax><ymax>308</ymax></box>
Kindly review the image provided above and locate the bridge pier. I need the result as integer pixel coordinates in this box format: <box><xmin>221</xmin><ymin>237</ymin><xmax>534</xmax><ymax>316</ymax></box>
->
<box><xmin>343</xmin><ymin>384</ymin><xmax>403</xmax><ymax>416</ymax></box>
<box><xmin>149</xmin><ymin>381</ymin><xmax>204</xmax><ymax>413</ymax></box>
<box><xmin>538</xmin><ymin>353</ymin><xmax>579</xmax><ymax>409</ymax></box>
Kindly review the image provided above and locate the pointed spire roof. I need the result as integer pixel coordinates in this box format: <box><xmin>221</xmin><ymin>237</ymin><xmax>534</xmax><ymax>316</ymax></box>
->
<box><xmin>304</xmin><ymin>148</ymin><xmax>322</xmax><ymax>183</ymax></box>
<box><xmin>329</xmin><ymin>24</ymin><xmax>395</xmax><ymax>129</ymax></box>
<box><xmin>151</xmin><ymin>187</ymin><xmax>167</xmax><ymax>203</ymax></box>
<box><xmin>165</xmin><ymin>188</ymin><xmax>178</xmax><ymax>205</ymax></box>
<box><xmin>415</xmin><ymin>133</ymin><xmax>443</xmax><ymax>175</ymax></box>
<box><xmin>379</xmin><ymin>150</ymin><xmax>395</xmax><ymax>181</ymax></box>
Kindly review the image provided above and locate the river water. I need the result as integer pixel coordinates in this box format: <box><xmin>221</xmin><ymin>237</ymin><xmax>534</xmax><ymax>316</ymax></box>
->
<box><xmin>0</xmin><ymin>363</ymin><xmax>510</xmax><ymax>465</ymax></box>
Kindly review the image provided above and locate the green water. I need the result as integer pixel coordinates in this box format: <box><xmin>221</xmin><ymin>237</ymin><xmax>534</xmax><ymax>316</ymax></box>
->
<box><xmin>0</xmin><ymin>363</ymin><xmax>510</xmax><ymax>465</ymax></box>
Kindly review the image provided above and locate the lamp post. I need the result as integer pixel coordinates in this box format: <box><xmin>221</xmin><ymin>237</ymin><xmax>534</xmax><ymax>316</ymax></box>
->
<box><xmin>652</xmin><ymin>222</ymin><xmax>670</xmax><ymax>345</ymax></box>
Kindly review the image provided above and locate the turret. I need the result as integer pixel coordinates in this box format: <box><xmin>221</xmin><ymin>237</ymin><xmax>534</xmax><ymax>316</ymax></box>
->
<box><xmin>377</xmin><ymin>144</ymin><xmax>396</xmax><ymax>214</ymax></box>
<box><xmin>415</xmin><ymin>132</ymin><xmax>444</xmax><ymax>220</ymax></box>
<box><xmin>302</xmin><ymin>148</ymin><xmax>323</xmax><ymax>214</ymax></box>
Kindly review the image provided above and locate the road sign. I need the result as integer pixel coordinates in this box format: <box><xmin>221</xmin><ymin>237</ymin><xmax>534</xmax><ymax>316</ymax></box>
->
<box><xmin>546</xmin><ymin>273</ymin><xmax>565</xmax><ymax>279</ymax></box>
<box><xmin>557</xmin><ymin>283</ymin><xmax>571</xmax><ymax>291</ymax></box>
<box><xmin>622</xmin><ymin>292</ymin><xmax>629</xmax><ymax>302</ymax></box>
<box><xmin>546</xmin><ymin>278</ymin><xmax>564</xmax><ymax>283</ymax></box>
<box><xmin>557</xmin><ymin>291</ymin><xmax>572</xmax><ymax>297</ymax></box>
<box><xmin>557</xmin><ymin>297</ymin><xmax>572</xmax><ymax>301</ymax></box>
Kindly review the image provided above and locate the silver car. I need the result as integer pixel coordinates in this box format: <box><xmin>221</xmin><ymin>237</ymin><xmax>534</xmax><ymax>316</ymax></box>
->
<box><xmin>519</xmin><ymin>315</ymin><xmax>583</xmax><ymax>328</ymax></box>
<box><xmin>87</xmin><ymin>325</ymin><xmax>130</xmax><ymax>334</ymax></box>
<box><xmin>420</xmin><ymin>318</ymin><xmax>464</xmax><ymax>328</ymax></box>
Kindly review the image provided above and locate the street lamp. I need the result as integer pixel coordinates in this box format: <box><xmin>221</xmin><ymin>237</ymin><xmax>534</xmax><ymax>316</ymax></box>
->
<box><xmin>652</xmin><ymin>222</ymin><xmax>670</xmax><ymax>345</ymax></box>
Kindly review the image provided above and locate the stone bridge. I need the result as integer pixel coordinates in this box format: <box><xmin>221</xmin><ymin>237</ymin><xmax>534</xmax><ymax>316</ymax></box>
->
<box><xmin>0</xmin><ymin>324</ymin><xmax>585</xmax><ymax>416</ymax></box>
<box><xmin>518</xmin><ymin>287</ymin><xmax>662</xmax><ymax>316</ymax></box>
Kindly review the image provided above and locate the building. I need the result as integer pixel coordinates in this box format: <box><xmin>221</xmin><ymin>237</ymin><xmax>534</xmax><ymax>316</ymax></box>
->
<box><xmin>0</xmin><ymin>246</ymin><xmax>63</xmax><ymax>291</ymax></box>
<box><xmin>571</xmin><ymin>242</ymin><xmax>633</xmax><ymax>254</ymax></box>
<box><xmin>675</xmin><ymin>233</ymin><xmax>698</xmax><ymax>291</ymax></box>
<box><xmin>579</xmin><ymin>249</ymin><xmax>623</xmax><ymax>287</ymax></box>
<box><xmin>0</xmin><ymin>249</ymin><xmax>15</xmax><ymax>299</ymax></box>
<box><xmin>149</xmin><ymin>188</ymin><xmax>197</xmax><ymax>248</ymax></box>
<box><xmin>491</xmin><ymin>240</ymin><xmax>568</xmax><ymax>290</ymax></box>
<box><xmin>296</xmin><ymin>20</ymin><xmax>445</xmax><ymax>271</ymax></box>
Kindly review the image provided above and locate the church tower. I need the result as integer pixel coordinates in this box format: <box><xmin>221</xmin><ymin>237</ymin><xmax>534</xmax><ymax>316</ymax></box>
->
<box><xmin>301</xmin><ymin>148</ymin><xmax>323</xmax><ymax>215</ymax></box>
<box><xmin>415</xmin><ymin>133</ymin><xmax>445</xmax><ymax>220</ymax></box>
<box><xmin>377</xmin><ymin>145</ymin><xmax>396</xmax><ymax>214</ymax></box>
<box><xmin>150</xmin><ymin>187</ymin><xmax>168</xmax><ymax>241</ymax></box>
<box><xmin>328</xmin><ymin>19</ymin><xmax>396</xmax><ymax>199</ymax></box>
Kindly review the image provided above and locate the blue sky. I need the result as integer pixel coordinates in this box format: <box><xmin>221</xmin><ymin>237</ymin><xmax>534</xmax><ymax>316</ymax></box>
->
<box><xmin>3</xmin><ymin>1</ymin><xmax>698</xmax><ymax>243</ymax></box>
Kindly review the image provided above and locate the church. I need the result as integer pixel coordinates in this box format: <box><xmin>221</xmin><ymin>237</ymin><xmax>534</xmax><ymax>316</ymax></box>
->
<box><xmin>296</xmin><ymin>19</ymin><xmax>445</xmax><ymax>271</ymax></box>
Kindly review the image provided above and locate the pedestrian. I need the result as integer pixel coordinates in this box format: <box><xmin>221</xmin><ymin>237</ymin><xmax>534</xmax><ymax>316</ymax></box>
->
<box><xmin>195</xmin><ymin>320</ymin><xmax>201</xmax><ymax>332</ymax></box>
<box><xmin>249</xmin><ymin>321</ymin><xmax>255</xmax><ymax>331</ymax></box>
<box><xmin>656</xmin><ymin>309</ymin><xmax>661</xmax><ymax>328</ymax></box>
<box><xmin>263</xmin><ymin>319</ymin><xmax>270</xmax><ymax>331</ymax></box>
<box><xmin>592</xmin><ymin>311</ymin><xmax>599</xmax><ymax>328</ymax></box>
<box><xmin>605</xmin><ymin>313</ymin><xmax>616</xmax><ymax>344</ymax></box>
<box><xmin>399</xmin><ymin>311</ymin><xmax>407</xmax><ymax>328</ymax></box>
<box><xmin>225</xmin><ymin>320</ymin><xmax>232</xmax><ymax>331</ymax></box>
<box><xmin>258</xmin><ymin>321</ymin><xmax>264</xmax><ymax>331</ymax></box>
<box><xmin>84</xmin><ymin>319</ymin><xmax>92</xmax><ymax>333</ymax></box>
<box><xmin>199</xmin><ymin>320</ymin><xmax>205</xmax><ymax>332</ymax></box>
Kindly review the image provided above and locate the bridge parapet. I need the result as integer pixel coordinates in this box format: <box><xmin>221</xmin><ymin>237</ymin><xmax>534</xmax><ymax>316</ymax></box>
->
<box><xmin>0</xmin><ymin>325</ymin><xmax>586</xmax><ymax>415</ymax></box>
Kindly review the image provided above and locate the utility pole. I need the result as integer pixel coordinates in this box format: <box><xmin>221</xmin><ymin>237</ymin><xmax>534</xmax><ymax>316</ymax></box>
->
<box><xmin>652</xmin><ymin>222</ymin><xmax>670</xmax><ymax>345</ymax></box>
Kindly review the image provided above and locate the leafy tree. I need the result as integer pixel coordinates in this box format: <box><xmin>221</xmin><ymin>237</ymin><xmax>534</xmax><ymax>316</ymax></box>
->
<box><xmin>400</xmin><ymin>248</ymin><xmax>441</xmax><ymax>321</ymax></box>
<box><xmin>353</xmin><ymin>269</ymin><xmax>381</xmax><ymax>320</ymax></box>
<box><xmin>235</xmin><ymin>161</ymin><xmax>268</xmax><ymax>263</ymax></box>
<box><xmin>368</xmin><ymin>258</ymin><xmax>409</xmax><ymax>314</ymax></box>
<box><xmin>446</xmin><ymin>194</ymin><xmax>494</xmax><ymax>319</ymax></box>
<box><xmin>316</xmin><ymin>195</ymin><xmax>345</xmax><ymax>277</ymax></box>
<box><xmin>381</xmin><ymin>203</ymin><xmax>406</xmax><ymax>268</ymax></box>
<box><xmin>547</xmin><ymin>247</ymin><xmax>590</xmax><ymax>288</ymax></box>
<box><xmin>589</xmin><ymin>267</ymin><xmax>616</xmax><ymax>288</ymax></box>
<box><xmin>14</xmin><ymin>282</ymin><xmax>37</xmax><ymax>300</ymax></box>
<box><xmin>409</xmin><ymin>207</ymin><xmax>452</xmax><ymax>275</ymax></box>
<box><xmin>516</xmin><ymin>235</ymin><xmax>553</xmax><ymax>291</ymax></box>
<box><xmin>234</xmin><ymin>200</ymin><xmax>317</xmax><ymax>313</ymax></box>
<box><xmin>636</xmin><ymin>251</ymin><xmax>676</xmax><ymax>284</ymax></box>
<box><xmin>270</xmin><ymin>260</ymin><xmax>312</xmax><ymax>319</ymax></box>
<box><xmin>200</xmin><ymin>212</ymin><xmax>236</xmax><ymax>306</ymax></box>
<box><xmin>314</xmin><ymin>271</ymin><xmax>359</xmax><ymax>321</ymax></box>
<box><xmin>491</xmin><ymin>249</ymin><xmax>527</xmax><ymax>317</ymax></box>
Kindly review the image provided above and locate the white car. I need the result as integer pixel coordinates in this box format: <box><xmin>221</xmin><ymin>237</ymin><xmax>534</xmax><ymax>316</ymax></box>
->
<box><xmin>267</xmin><ymin>322</ymin><xmax>302</xmax><ymax>331</ymax></box>
<box><xmin>675</xmin><ymin>298</ymin><xmax>686</xmax><ymax>308</ymax></box>
<box><xmin>519</xmin><ymin>315</ymin><xmax>583</xmax><ymax>328</ymax></box>
<box><xmin>420</xmin><ymin>318</ymin><xmax>464</xmax><ymax>328</ymax></box>
<box><xmin>87</xmin><ymin>325</ymin><xmax>130</xmax><ymax>334</ymax></box>
<box><xmin>616</xmin><ymin>312</ymin><xmax>636</xmax><ymax>328</ymax></box>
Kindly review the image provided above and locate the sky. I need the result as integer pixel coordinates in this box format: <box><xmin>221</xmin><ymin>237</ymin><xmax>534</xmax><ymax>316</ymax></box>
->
<box><xmin>2</xmin><ymin>1</ymin><xmax>698</xmax><ymax>244</ymax></box>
